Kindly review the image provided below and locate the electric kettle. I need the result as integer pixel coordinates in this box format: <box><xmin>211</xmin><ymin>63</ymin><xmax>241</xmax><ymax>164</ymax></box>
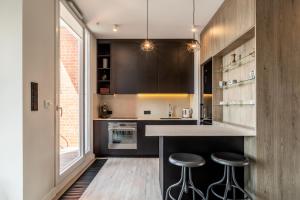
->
<box><xmin>182</xmin><ymin>108</ymin><xmax>193</xmax><ymax>118</ymax></box>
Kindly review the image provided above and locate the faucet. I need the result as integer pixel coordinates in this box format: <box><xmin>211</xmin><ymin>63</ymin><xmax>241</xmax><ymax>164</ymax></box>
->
<box><xmin>168</xmin><ymin>104</ymin><xmax>173</xmax><ymax>117</ymax></box>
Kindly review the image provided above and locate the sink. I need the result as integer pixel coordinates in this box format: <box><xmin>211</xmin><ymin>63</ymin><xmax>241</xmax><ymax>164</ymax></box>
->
<box><xmin>160</xmin><ymin>117</ymin><xmax>182</xmax><ymax>120</ymax></box>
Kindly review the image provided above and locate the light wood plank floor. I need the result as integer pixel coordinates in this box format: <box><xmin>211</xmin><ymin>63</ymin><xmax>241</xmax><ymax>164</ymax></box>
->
<box><xmin>80</xmin><ymin>158</ymin><xmax>162</xmax><ymax>200</ymax></box>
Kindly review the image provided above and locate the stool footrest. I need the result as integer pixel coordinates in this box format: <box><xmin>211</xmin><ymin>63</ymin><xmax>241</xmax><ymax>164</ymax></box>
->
<box><xmin>206</xmin><ymin>165</ymin><xmax>253</xmax><ymax>200</ymax></box>
<box><xmin>165</xmin><ymin>167</ymin><xmax>205</xmax><ymax>200</ymax></box>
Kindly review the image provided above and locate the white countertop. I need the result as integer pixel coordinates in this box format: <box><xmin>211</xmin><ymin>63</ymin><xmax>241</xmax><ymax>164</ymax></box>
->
<box><xmin>145</xmin><ymin>122</ymin><xmax>256</xmax><ymax>137</ymax></box>
<box><xmin>94</xmin><ymin>117</ymin><xmax>198</xmax><ymax>121</ymax></box>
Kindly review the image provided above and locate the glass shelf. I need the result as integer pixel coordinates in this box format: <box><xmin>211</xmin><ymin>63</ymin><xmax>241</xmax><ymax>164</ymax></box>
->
<box><xmin>214</xmin><ymin>102</ymin><xmax>255</xmax><ymax>106</ymax></box>
<box><xmin>220</xmin><ymin>77</ymin><xmax>255</xmax><ymax>89</ymax></box>
<box><xmin>216</xmin><ymin>51</ymin><xmax>255</xmax><ymax>73</ymax></box>
<box><xmin>214</xmin><ymin>100</ymin><xmax>255</xmax><ymax>106</ymax></box>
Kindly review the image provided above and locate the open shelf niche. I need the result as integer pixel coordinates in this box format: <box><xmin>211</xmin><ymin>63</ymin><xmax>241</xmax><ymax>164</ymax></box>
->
<box><xmin>212</xmin><ymin>27</ymin><xmax>256</xmax><ymax>130</ymax></box>
<box><xmin>97</xmin><ymin>42</ymin><xmax>112</xmax><ymax>95</ymax></box>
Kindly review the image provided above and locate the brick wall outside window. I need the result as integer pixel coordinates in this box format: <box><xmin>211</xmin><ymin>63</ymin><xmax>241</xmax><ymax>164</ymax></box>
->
<box><xmin>59</xmin><ymin>27</ymin><xmax>80</xmax><ymax>149</ymax></box>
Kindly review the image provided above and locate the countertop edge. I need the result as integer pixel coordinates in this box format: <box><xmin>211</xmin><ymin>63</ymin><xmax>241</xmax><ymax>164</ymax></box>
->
<box><xmin>93</xmin><ymin>118</ymin><xmax>198</xmax><ymax>121</ymax></box>
<box><xmin>145</xmin><ymin>123</ymin><xmax>256</xmax><ymax>137</ymax></box>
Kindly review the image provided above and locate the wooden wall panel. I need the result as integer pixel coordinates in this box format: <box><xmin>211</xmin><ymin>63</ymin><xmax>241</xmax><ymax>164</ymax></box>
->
<box><xmin>256</xmin><ymin>0</ymin><xmax>300</xmax><ymax>199</ymax></box>
<box><xmin>200</xmin><ymin>0</ymin><xmax>255</xmax><ymax>64</ymax></box>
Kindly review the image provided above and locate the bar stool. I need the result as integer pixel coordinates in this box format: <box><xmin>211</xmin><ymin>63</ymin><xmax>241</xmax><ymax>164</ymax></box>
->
<box><xmin>165</xmin><ymin>153</ymin><xmax>206</xmax><ymax>200</ymax></box>
<box><xmin>206</xmin><ymin>152</ymin><xmax>252</xmax><ymax>200</ymax></box>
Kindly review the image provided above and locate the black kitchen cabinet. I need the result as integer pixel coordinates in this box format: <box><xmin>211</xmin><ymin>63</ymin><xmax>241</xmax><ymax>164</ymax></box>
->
<box><xmin>202</xmin><ymin>59</ymin><xmax>212</xmax><ymax>94</ymax></box>
<box><xmin>137</xmin><ymin>50</ymin><xmax>159</xmax><ymax>93</ymax></box>
<box><xmin>97</xmin><ymin>39</ymin><xmax>194</xmax><ymax>94</ymax></box>
<box><xmin>177</xmin><ymin>44</ymin><xmax>194</xmax><ymax>93</ymax></box>
<box><xmin>111</xmin><ymin>41</ymin><xmax>139</xmax><ymax>94</ymax></box>
<box><xmin>157</xmin><ymin>43</ymin><xmax>181</xmax><ymax>93</ymax></box>
<box><xmin>156</xmin><ymin>41</ymin><xmax>194</xmax><ymax>93</ymax></box>
<box><xmin>93</xmin><ymin>120</ymin><xmax>197</xmax><ymax>157</ymax></box>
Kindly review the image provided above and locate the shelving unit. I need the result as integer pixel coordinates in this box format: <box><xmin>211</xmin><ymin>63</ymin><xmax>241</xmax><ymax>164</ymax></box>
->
<box><xmin>212</xmin><ymin>28</ymin><xmax>256</xmax><ymax>129</ymax></box>
<box><xmin>97</xmin><ymin>42</ymin><xmax>111</xmax><ymax>95</ymax></box>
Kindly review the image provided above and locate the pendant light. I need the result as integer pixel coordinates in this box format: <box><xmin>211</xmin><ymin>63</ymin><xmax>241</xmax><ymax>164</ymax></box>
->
<box><xmin>187</xmin><ymin>0</ymin><xmax>200</xmax><ymax>52</ymax></box>
<box><xmin>141</xmin><ymin>0</ymin><xmax>154</xmax><ymax>51</ymax></box>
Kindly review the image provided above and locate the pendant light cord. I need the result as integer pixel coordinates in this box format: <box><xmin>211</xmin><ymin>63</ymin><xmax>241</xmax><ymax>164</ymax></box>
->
<box><xmin>193</xmin><ymin>0</ymin><xmax>196</xmax><ymax>39</ymax></box>
<box><xmin>147</xmin><ymin>0</ymin><xmax>149</xmax><ymax>40</ymax></box>
<box><xmin>193</xmin><ymin>0</ymin><xmax>195</xmax><ymax>26</ymax></box>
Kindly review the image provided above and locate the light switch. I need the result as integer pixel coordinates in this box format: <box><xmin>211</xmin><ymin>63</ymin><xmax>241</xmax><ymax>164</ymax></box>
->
<box><xmin>44</xmin><ymin>100</ymin><xmax>52</xmax><ymax>109</ymax></box>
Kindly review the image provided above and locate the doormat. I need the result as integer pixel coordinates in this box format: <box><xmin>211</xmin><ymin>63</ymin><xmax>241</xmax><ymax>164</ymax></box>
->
<box><xmin>59</xmin><ymin>159</ymin><xmax>107</xmax><ymax>200</ymax></box>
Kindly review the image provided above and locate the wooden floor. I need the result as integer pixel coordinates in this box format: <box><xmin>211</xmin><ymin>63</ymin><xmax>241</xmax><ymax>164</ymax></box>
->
<box><xmin>80</xmin><ymin>158</ymin><xmax>162</xmax><ymax>200</ymax></box>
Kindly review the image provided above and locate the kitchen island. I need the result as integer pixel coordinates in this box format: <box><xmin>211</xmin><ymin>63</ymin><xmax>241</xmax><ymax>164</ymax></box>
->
<box><xmin>146</xmin><ymin>123</ymin><xmax>256</xmax><ymax>199</ymax></box>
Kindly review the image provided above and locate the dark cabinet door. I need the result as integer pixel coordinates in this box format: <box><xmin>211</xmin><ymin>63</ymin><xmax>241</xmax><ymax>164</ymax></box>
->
<box><xmin>111</xmin><ymin>41</ymin><xmax>139</xmax><ymax>94</ymax></box>
<box><xmin>137</xmin><ymin>50</ymin><xmax>158</xmax><ymax>93</ymax></box>
<box><xmin>203</xmin><ymin>59</ymin><xmax>212</xmax><ymax>94</ymax></box>
<box><xmin>177</xmin><ymin>45</ymin><xmax>194</xmax><ymax>93</ymax></box>
<box><xmin>157</xmin><ymin>43</ymin><xmax>181</xmax><ymax>93</ymax></box>
<box><xmin>105</xmin><ymin>39</ymin><xmax>194</xmax><ymax>94</ymax></box>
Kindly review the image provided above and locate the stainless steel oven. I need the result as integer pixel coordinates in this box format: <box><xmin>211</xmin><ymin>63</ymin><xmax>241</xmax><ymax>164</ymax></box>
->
<box><xmin>108</xmin><ymin>122</ymin><xmax>137</xmax><ymax>149</ymax></box>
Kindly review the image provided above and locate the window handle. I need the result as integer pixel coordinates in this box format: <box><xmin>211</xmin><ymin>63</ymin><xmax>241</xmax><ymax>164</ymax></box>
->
<box><xmin>57</xmin><ymin>106</ymin><xmax>63</xmax><ymax>117</ymax></box>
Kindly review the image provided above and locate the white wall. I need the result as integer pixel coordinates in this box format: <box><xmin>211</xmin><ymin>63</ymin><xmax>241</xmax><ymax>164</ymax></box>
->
<box><xmin>0</xmin><ymin>0</ymin><xmax>23</xmax><ymax>200</ymax></box>
<box><xmin>22</xmin><ymin>0</ymin><xmax>56</xmax><ymax>199</ymax></box>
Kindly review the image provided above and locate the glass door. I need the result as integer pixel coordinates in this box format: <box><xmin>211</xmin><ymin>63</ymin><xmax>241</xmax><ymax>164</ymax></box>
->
<box><xmin>58</xmin><ymin>18</ymin><xmax>83</xmax><ymax>173</ymax></box>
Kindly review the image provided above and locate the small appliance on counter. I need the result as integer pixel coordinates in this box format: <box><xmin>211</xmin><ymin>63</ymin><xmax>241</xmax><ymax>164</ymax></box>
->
<box><xmin>182</xmin><ymin>108</ymin><xmax>193</xmax><ymax>118</ymax></box>
<box><xmin>99</xmin><ymin>103</ymin><xmax>112</xmax><ymax>118</ymax></box>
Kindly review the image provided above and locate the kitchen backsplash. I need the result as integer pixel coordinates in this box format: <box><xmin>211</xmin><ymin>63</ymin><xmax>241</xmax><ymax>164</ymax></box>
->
<box><xmin>95</xmin><ymin>94</ymin><xmax>194</xmax><ymax>119</ymax></box>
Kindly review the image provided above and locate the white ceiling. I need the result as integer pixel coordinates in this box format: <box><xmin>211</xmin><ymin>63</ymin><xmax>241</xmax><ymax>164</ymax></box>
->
<box><xmin>74</xmin><ymin>0</ymin><xmax>224</xmax><ymax>39</ymax></box>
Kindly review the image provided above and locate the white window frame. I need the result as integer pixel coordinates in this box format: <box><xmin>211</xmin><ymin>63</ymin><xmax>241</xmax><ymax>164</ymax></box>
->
<box><xmin>55</xmin><ymin>1</ymin><xmax>93</xmax><ymax>184</ymax></box>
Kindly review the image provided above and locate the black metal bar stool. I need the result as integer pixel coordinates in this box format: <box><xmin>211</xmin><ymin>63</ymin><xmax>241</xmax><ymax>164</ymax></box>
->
<box><xmin>206</xmin><ymin>152</ymin><xmax>252</xmax><ymax>200</ymax></box>
<box><xmin>165</xmin><ymin>153</ymin><xmax>206</xmax><ymax>200</ymax></box>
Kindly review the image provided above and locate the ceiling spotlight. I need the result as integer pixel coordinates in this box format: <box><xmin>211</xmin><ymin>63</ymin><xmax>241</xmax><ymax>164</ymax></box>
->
<box><xmin>113</xmin><ymin>24</ymin><xmax>119</xmax><ymax>32</ymax></box>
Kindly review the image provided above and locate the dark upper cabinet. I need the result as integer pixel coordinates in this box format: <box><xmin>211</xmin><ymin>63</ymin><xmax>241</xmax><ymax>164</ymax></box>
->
<box><xmin>100</xmin><ymin>39</ymin><xmax>194</xmax><ymax>94</ymax></box>
<box><xmin>111</xmin><ymin>41</ymin><xmax>139</xmax><ymax>94</ymax></box>
<box><xmin>157</xmin><ymin>43</ymin><xmax>181</xmax><ymax>93</ymax></box>
<box><xmin>157</xmin><ymin>41</ymin><xmax>194</xmax><ymax>93</ymax></box>
<box><xmin>177</xmin><ymin>44</ymin><xmax>194</xmax><ymax>93</ymax></box>
<box><xmin>137</xmin><ymin>50</ymin><xmax>158</xmax><ymax>93</ymax></box>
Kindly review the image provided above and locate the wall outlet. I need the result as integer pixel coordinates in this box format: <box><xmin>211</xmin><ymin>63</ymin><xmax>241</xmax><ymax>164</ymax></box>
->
<box><xmin>144</xmin><ymin>110</ymin><xmax>151</xmax><ymax>115</ymax></box>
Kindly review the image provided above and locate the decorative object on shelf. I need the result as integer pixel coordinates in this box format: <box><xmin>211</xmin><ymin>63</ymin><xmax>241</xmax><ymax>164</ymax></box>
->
<box><xmin>141</xmin><ymin>0</ymin><xmax>154</xmax><ymax>52</ymax></box>
<box><xmin>186</xmin><ymin>0</ymin><xmax>200</xmax><ymax>52</ymax></box>
<box><xmin>103</xmin><ymin>58</ymin><xmax>108</xmax><ymax>68</ymax></box>
<box><xmin>100</xmin><ymin>88</ymin><xmax>110</xmax><ymax>94</ymax></box>
<box><xmin>248</xmin><ymin>70</ymin><xmax>256</xmax><ymax>79</ymax></box>
<box><xmin>219</xmin><ymin>81</ymin><xmax>227</xmax><ymax>88</ymax></box>
<box><xmin>227</xmin><ymin>79</ymin><xmax>238</xmax><ymax>85</ymax></box>
<box><xmin>220</xmin><ymin>50</ymin><xmax>255</xmax><ymax>73</ymax></box>
<box><xmin>231</xmin><ymin>53</ymin><xmax>237</xmax><ymax>64</ymax></box>
<box><xmin>101</xmin><ymin>74</ymin><xmax>107</xmax><ymax>81</ymax></box>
